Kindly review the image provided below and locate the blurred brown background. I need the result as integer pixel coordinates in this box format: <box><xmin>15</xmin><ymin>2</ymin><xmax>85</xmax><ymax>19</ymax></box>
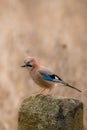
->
<box><xmin>0</xmin><ymin>0</ymin><xmax>87</xmax><ymax>130</ymax></box>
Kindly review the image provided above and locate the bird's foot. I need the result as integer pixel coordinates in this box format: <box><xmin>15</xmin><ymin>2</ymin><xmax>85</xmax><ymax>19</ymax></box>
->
<box><xmin>36</xmin><ymin>93</ymin><xmax>44</xmax><ymax>97</ymax></box>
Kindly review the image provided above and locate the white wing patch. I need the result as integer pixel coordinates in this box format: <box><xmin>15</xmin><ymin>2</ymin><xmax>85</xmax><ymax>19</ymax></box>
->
<box><xmin>50</xmin><ymin>74</ymin><xmax>63</xmax><ymax>82</ymax></box>
<box><xmin>53</xmin><ymin>75</ymin><xmax>59</xmax><ymax>81</ymax></box>
<box><xmin>55</xmin><ymin>76</ymin><xmax>59</xmax><ymax>79</ymax></box>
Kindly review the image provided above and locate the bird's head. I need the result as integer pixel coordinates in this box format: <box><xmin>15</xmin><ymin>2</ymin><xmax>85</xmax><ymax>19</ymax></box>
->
<box><xmin>21</xmin><ymin>56</ymin><xmax>39</xmax><ymax>68</ymax></box>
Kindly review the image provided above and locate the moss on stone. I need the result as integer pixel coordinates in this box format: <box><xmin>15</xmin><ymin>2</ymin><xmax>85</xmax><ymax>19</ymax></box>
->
<box><xmin>18</xmin><ymin>95</ymin><xmax>83</xmax><ymax>130</ymax></box>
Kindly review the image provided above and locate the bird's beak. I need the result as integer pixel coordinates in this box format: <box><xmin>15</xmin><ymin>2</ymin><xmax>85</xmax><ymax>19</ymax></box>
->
<box><xmin>21</xmin><ymin>62</ymin><xmax>32</xmax><ymax>67</ymax></box>
<box><xmin>21</xmin><ymin>63</ymin><xmax>27</xmax><ymax>67</ymax></box>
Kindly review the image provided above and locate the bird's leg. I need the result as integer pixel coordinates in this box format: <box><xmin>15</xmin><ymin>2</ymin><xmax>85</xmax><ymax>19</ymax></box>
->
<box><xmin>36</xmin><ymin>88</ymin><xmax>53</xmax><ymax>96</ymax></box>
<box><xmin>40</xmin><ymin>88</ymin><xmax>47</xmax><ymax>94</ymax></box>
<box><xmin>35</xmin><ymin>88</ymin><xmax>47</xmax><ymax>96</ymax></box>
<box><xmin>46</xmin><ymin>88</ymin><xmax>53</xmax><ymax>96</ymax></box>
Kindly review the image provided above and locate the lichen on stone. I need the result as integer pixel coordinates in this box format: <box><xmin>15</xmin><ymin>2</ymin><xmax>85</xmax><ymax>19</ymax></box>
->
<box><xmin>18</xmin><ymin>95</ymin><xmax>83</xmax><ymax>130</ymax></box>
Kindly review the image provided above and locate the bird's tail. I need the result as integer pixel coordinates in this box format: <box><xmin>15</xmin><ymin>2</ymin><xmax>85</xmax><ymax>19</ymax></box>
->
<box><xmin>50</xmin><ymin>74</ymin><xmax>81</xmax><ymax>92</ymax></box>
<box><xmin>60</xmin><ymin>80</ymin><xmax>82</xmax><ymax>92</ymax></box>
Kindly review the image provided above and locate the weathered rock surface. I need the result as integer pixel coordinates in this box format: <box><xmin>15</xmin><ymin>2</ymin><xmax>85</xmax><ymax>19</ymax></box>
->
<box><xmin>18</xmin><ymin>95</ymin><xmax>83</xmax><ymax>130</ymax></box>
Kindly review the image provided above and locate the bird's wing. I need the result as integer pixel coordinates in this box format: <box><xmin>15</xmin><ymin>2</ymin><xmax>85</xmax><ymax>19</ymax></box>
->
<box><xmin>38</xmin><ymin>68</ymin><xmax>81</xmax><ymax>92</ymax></box>
<box><xmin>38</xmin><ymin>68</ymin><xmax>62</xmax><ymax>82</ymax></box>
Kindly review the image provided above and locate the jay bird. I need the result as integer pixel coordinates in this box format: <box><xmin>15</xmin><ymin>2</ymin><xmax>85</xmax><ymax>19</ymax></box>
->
<box><xmin>21</xmin><ymin>56</ymin><xmax>81</xmax><ymax>95</ymax></box>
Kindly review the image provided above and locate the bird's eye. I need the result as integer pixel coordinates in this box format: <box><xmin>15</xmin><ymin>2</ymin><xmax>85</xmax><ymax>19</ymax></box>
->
<box><xmin>26</xmin><ymin>62</ymin><xmax>32</xmax><ymax>67</ymax></box>
<box><xmin>26</xmin><ymin>61</ymin><xmax>30</xmax><ymax>65</ymax></box>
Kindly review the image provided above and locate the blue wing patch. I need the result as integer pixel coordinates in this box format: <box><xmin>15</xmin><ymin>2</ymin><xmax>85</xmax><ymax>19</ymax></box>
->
<box><xmin>41</xmin><ymin>74</ymin><xmax>53</xmax><ymax>81</ymax></box>
<box><xmin>41</xmin><ymin>73</ymin><xmax>63</xmax><ymax>82</ymax></box>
